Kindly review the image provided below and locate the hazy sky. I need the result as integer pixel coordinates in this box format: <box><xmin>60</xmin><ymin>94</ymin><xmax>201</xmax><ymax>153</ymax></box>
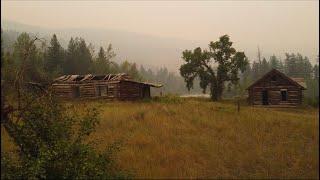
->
<box><xmin>2</xmin><ymin>0</ymin><xmax>319</xmax><ymax>63</ymax></box>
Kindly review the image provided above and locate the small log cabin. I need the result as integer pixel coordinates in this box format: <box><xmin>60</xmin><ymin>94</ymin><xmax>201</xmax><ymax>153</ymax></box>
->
<box><xmin>52</xmin><ymin>73</ymin><xmax>162</xmax><ymax>100</ymax></box>
<box><xmin>246</xmin><ymin>69</ymin><xmax>306</xmax><ymax>107</ymax></box>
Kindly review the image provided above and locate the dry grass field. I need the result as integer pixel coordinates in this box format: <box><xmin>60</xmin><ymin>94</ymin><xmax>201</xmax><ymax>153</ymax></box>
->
<box><xmin>2</xmin><ymin>97</ymin><xmax>319</xmax><ymax>179</ymax></box>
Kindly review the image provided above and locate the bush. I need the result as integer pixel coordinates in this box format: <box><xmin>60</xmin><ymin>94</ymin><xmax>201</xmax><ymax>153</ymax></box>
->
<box><xmin>1</xmin><ymin>91</ymin><xmax>131</xmax><ymax>179</ymax></box>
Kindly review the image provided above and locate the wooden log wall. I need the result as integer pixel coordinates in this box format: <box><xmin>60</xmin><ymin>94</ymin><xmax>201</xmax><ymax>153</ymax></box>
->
<box><xmin>53</xmin><ymin>80</ymin><xmax>153</xmax><ymax>101</ymax></box>
<box><xmin>249</xmin><ymin>72</ymin><xmax>304</xmax><ymax>106</ymax></box>
<box><xmin>97</xmin><ymin>82</ymin><xmax>120</xmax><ymax>99</ymax></box>
<box><xmin>52</xmin><ymin>82</ymin><xmax>121</xmax><ymax>99</ymax></box>
<box><xmin>52</xmin><ymin>84</ymin><xmax>74</xmax><ymax>99</ymax></box>
<box><xmin>251</xmin><ymin>87</ymin><xmax>302</xmax><ymax>106</ymax></box>
<box><xmin>118</xmin><ymin>81</ymin><xmax>144</xmax><ymax>100</ymax></box>
<box><xmin>79</xmin><ymin>83</ymin><xmax>95</xmax><ymax>98</ymax></box>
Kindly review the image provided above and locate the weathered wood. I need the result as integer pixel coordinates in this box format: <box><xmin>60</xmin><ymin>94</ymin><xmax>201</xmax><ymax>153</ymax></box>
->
<box><xmin>247</xmin><ymin>69</ymin><xmax>305</xmax><ymax>107</ymax></box>
<box><xmin>52</xmin><ymin>74</ymin><xmax>156</xmax><ymax>100</ymax></box>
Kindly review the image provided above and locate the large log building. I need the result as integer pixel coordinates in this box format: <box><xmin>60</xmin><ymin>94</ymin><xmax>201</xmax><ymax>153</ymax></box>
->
<box><xmin>246</xmin><ymin>69</ymin><xmax>306</xmax><ymax>107</ymax></box>
<box><xmin>52</xmin><ymin>73</ymin><xmax>162</xmax><ymax>100</ymax></box>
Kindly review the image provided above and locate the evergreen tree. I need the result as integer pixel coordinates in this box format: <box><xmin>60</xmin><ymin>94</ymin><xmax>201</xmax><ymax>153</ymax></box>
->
<box><xmin>269</xmin><ymin>55</ymin><xmax>280</xmax><ymax>70</ymax></box>
<box><xmin>105</xmin><ymin>44</ymin><xmax>116</xmax><ymax>61</ymax></box>
<box><xmin>64</xmin><ymin>38</ymin><xmax>77</xmax><ymax>74</ymax></box>
<box><xmin>77</xmin><ymin>38</ymin><xmax>92</xmax><ymax>74</ymax></box>
<box><xmin>251</xmin><ymin>61</ymin><xmax>260</xmax><ymax>79</ymax></box>
<box><xmin>44</xmin><ymin>34</ymin><xmax>64</xmax><ymax>77</ymax></box>
<box><xmin>261</xmin><ymin>57</ymin><xmax>270</xmax><ymax>75</ymax></box>
<box><xmin>128</xmin><ymin>63</ymin><xmax>141</xmax><ymax>80</ymax></box>
<box><xmin>278</xmin><ymin>59</ymin><xmax>285</xmax><ymax>73</ymax></box>
<box><xmin>92</xmin><ymin>47</ymin><xmax>108</xmax><ymax>74</ymax></box>
<box><xmin>313</xmin><ymin>64</ymin><xmax>319</xmax><ymax>80</ymax></box>
<box><xmin>284</xmin><ymin>53</ymin><xmax>297</xmax><ymax>77</ymax></box>
<box><xmin>64</xmin><ymin>37</ymin><xmax>92</xmax><ymax>74</ymax></box>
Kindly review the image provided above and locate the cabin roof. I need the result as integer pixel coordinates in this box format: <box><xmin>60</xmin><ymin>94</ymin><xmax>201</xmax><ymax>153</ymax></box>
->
<box><xmin>290</xmin><ymin>77</ymin><xmax>307</xmax><ymax>89</ymax></box>
<box><xmin>121</xmin><ymin>80</ymin><xmax>163</xmax><ymax>88</ymax></box>
<box><xmin>53</xmin><ymin>73</ymin><xmax>163</xmax><ymax>88</ymax></box>
<box><xmin>246</xmin><ymin>69</ymin><xmax>306</xmax><ymax>90</ymax></box>
<box><xmin>53</xmin><ymin>73</ymin><xmax>132</xmax><ymax>82</ymax></box>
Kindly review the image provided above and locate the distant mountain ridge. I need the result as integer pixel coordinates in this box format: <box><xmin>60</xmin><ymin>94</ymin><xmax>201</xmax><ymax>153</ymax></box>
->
<box><xmin>2</xmin><ymin>20</ymin><xmax>208</xmax><ymax>72</ymax></box>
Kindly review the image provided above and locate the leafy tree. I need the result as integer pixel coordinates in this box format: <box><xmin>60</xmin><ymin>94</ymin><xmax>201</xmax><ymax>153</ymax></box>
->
<box><xmin>11</xmin><ymin>33</ymin><xmax>46</xmax><ymax>83</ymax></box>
<box><xmin>180</xmin><ymin>35</ymin><xmax>248</xmax><ymax>101</ymax></box>
<box><xmin>1</xmin><ymin>89</ymin><xmax>130</xmax><ymax>179</ymax></box>
<box><xmin>119</xmin><ymin>61</ymin><xmax>141</xmax><ymax>80</ymax></box>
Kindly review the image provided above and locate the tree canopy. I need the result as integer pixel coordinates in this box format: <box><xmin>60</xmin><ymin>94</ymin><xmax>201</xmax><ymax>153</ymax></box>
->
<box><xmin>180</xmin><ymin>35</ymin><xmax>248</xmax><ymax>101</ymax></box>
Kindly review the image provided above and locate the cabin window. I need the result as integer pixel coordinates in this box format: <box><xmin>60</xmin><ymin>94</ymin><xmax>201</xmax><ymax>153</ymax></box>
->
<box><xmin>281</xmin><ymin>90</ymin><xmax>287</xmax><ymax>101</ymax></box>
<box><xmin>96</xmin><ymin>86</ymin><xmax>107</xmax><ymax>97</ymax></box>
<box><xmin>107</xmin><ymin>85</ymin><xmax>115</xmax><ymax>97</ymax></box>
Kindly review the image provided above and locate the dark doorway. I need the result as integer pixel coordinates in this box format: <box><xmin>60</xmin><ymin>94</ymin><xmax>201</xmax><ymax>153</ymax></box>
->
<box><xmin>72</xmin><ymin>86</ymin><xmax>80</xmax><ymax>98</ymax></box>
<box><xmin>142</xmin><ymin>85</ymin><xmax>150</xmax><ymax>99</ymax></box>
<box><xmin>262</xmin><ymin>90</ymin><xmax>268</xmax><ymax>105</ymax></box>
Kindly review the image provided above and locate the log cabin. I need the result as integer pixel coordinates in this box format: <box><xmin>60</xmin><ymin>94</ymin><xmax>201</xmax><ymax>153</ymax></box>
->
<box><xmin>246</xmin><ymin>69</ymin><xmax>306</xmax><ymax>107</ymax></box>
<box><xmin>52</xmin><ymin>73</ymin><xmax>162</xmax><ymax>100</ymax></box>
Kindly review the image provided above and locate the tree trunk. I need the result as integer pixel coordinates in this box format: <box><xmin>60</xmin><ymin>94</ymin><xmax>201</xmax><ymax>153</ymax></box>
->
<box><xmin>210</xmin><ymin>82</ymin><xmax>219</xmax><ymax>101</ymax></box>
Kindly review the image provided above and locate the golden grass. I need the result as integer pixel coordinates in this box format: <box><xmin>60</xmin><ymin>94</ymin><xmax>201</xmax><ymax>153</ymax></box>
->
<box><xmin>2</xmin><ymin>98</ymin><xmax>319</xmax><ymax>179</ymax></box>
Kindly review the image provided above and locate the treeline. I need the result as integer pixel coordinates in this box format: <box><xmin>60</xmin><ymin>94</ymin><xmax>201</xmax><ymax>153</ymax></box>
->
<box><xmin>1</xmin><ymin>31</ymin><xmax>203</xmax><ymax>95</ymax></box>
<box><xmin>1</xmin><ymin>31</ymin><xmax>318</xmax><ymax>103</ymax></box>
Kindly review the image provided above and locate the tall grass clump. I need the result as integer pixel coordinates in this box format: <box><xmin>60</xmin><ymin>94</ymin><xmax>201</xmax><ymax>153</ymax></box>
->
<box><xmin>304</xmin><ymin>97</ymin><xmax>319</xmax><ymax>107</ymax></box>
<box><xmin>152</xmin><ymin>94</ymin><xmax>184</xmax><ymax>104</ymax></box>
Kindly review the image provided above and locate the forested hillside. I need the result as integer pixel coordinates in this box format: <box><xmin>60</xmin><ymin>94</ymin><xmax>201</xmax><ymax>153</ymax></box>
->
<box><xmin>1</xmin><ymin>30</ymin><xmax>319</xmax><ymax>105</ymax></box>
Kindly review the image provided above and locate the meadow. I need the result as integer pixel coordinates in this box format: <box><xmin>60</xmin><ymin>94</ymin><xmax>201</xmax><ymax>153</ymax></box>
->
<box><xmin>2</xmin><ymin>97</ymin><xmax>319</xmax><ymax>179</ymax></box>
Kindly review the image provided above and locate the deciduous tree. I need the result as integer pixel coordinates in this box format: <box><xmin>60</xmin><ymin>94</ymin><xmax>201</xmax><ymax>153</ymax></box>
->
<box><xmin>180</xmin><ymin>35</ymin><xmax>248</xmax><ymax>101</ymax></box>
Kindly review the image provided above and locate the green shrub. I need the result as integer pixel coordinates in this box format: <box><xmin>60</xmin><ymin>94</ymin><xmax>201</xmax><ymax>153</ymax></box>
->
<box><xmin>1</xmin><ymin>92</ymin><xmax>131</xmax><ymax>179</ymax></box>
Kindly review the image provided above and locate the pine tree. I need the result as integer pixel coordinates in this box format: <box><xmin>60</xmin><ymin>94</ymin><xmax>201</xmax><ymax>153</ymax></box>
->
<box><xmin>77</xmin><ymin>38</ymin><xmax>92</xmax><ymax>74</ymax></box>
<box><xmin>251</xmin><ymin>61</ymin><xmax>260</xmax><ymax>80</ymax></box>
<box><xmin>64</xmin><ymin>38</ymin><xmax>76</xmax><ymax>74</ymax></box>
<box><xmin>93</xmin><ymin>47</ymin><xmax>108</xmax><ymax>74</ymax></box>
<box><xmin>44</xmin><ymin>34</ymin><xmax>64</xmax><ymax>76</ymax></box>
<box><xmin>261</xmin><ymin>57</ymin><xmax>270</xmax><ymax>75</ymax></box>
<box><xmin>269</xmin><ymin>55</ymin><xmax>280</xmax><ymax>70</ymax></box>
<box><xmin>64</xmin><ymin>37</ymin><xmax>92</xmax><ymax>74</ymax></box>
<box><xmin>314</xmin><ymin>64</ymin><xmax>319</xmax><ymax>80</ymax></box>
<box><xmin>284</xmin><ymin>53</ymin><xmax>297</xmax><ymax>77</ymax></box>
